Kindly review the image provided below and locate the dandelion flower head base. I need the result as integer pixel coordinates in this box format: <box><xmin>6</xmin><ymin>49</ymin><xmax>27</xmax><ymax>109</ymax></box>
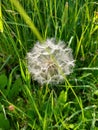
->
<box><xmin>26</xmin><ymin>38</ymin><xmax>75</xmax><ymax>84</ymax></box>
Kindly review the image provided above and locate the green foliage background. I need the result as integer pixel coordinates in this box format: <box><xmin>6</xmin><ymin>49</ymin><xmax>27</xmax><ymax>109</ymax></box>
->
<box><xmin>0</xmin><ymin>0</ymin><xmax>98</xmax><ymax>129</ymax></box>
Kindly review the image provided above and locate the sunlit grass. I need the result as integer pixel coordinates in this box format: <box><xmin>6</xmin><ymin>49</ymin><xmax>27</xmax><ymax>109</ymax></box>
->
<box><xmin>0</xmin><ymin>0</ymin><xmax>3</xmax><ymax>32</ymax></box>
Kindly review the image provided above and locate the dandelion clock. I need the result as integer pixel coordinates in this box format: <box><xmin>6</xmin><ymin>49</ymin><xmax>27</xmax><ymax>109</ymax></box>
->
<box><xmin>26</xmin><ymin>38</ymin><xmax>75</xmax><ymax>85</ymax></box>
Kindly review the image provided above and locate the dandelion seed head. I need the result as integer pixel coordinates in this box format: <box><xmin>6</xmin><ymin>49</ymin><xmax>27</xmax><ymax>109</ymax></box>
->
<box><xmin>26</xmin><ymin>38</ymin><xmax>75</xmax><ymax>85</ymax></box>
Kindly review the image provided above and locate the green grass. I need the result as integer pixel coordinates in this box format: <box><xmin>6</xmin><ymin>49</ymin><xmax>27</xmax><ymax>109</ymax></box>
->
<box><xmin>0</xmin><ymin>0</ymin><xmax>98</xmax><ymax>129</ymax></box>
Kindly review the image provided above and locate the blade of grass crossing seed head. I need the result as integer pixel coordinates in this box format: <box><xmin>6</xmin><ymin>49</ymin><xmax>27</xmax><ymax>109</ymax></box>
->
<box><xmin>0</xmin><ymin>0</ymin><xmax>3</xmax><ymax>32</ymax></box>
